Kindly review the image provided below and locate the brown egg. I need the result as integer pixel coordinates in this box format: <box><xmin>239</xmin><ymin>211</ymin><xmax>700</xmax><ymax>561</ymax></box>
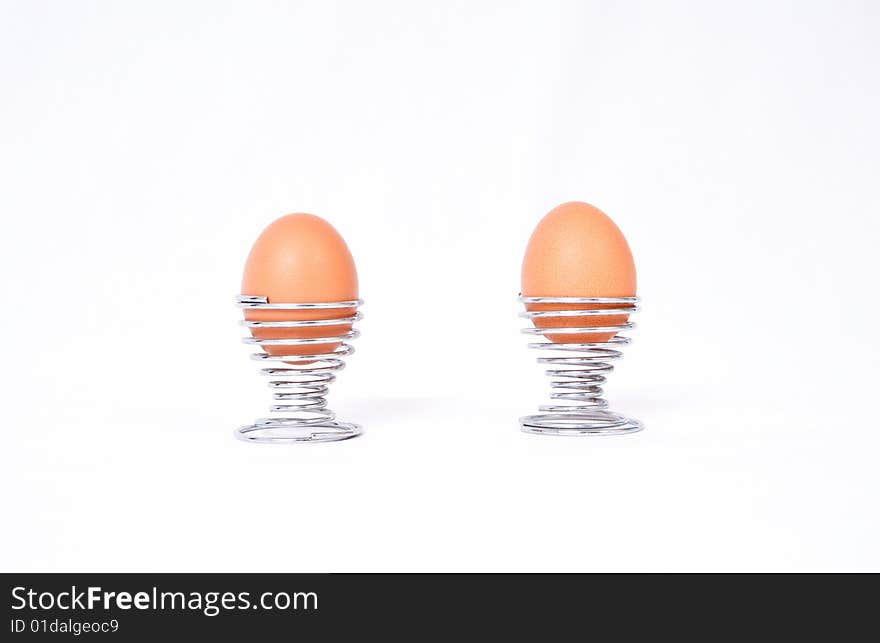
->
<box><xmin>241</xmin><ymin>214</ymin><xmax>358</xmax><ymax>358</ymax></box>
<box><xmin>521</xmin><ymin>202</ymin><xmax>636</xmax><ymax>343</ymax></box>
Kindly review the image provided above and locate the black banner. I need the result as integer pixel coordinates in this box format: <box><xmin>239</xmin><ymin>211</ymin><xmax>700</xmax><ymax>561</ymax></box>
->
<box><xmin>1</xmin><ymin>573</ymin><xmax>870</xmax><ymax>639</ymax></box>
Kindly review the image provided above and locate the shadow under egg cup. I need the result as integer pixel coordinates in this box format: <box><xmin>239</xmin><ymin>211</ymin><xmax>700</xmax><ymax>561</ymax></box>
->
<box><xmin>518</xmin><ymin>295</ymin><xmax>643</xmax><ymax>436</ymax></box>
<box><xmin>235</xmin><ymin>295</ymin><xmax>364</xmax><ymax>444</ymax></box>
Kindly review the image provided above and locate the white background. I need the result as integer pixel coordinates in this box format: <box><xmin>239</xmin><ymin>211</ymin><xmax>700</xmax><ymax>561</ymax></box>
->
<box><xmin>2</xmin><ymin>0</ymin><xmax>878</xmax><ymax>572</ymax></box>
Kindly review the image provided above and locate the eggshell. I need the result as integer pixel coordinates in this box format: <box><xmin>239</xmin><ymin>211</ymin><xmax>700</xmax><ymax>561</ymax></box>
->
<box><xmin>241</xmin><ymin>214</ymin><xmax>358</xmax><ymax>358</ymax></box>
<box><xmin>521</xmin><ymin>202</ymin><xmax>636</xmax><ymax>343</ymax></box>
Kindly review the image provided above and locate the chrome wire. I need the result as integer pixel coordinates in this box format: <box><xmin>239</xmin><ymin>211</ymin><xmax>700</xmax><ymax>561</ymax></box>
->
<box><xmin>235</xmin><ymin>295</ymin><xmax>364</xmax><ymax>444</ymax></box>
<box><xmin>518</xmin><ymin>296</ymin><xmax>643</xmax><ymax>436</ymax></box>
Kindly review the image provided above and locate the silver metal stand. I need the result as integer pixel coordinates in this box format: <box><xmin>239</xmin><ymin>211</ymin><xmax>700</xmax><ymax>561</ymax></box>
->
<box><xmin>519</xmin><ymin>296</ymin><xmax>643</xmax><ymax>436</ymax></box>
<box><xmin>235</xmin><ymin>295</ymin><xmax>364</xmax><ymax>443</ymax></box>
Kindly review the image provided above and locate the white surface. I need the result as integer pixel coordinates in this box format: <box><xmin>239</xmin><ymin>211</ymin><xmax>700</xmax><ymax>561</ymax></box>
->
<box><xmin>2</xmin><ymin>0</ymin><xmax>878</xmax><ymax>572</ymax></box>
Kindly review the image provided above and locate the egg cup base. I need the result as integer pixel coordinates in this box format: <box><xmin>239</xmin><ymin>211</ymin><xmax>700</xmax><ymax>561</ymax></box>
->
<box><xmin>519</xmin><ymin>414</ymin><xmax>643</xmax><ymax>437</ymax></box>
<box><xmin>234</xmin><ymin>421</ymin><xmax>363</xmax><ymax>444</ymax></box>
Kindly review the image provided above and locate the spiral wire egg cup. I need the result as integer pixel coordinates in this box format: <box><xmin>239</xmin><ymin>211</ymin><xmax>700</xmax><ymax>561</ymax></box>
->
<box><xmin>235</xmin><ymin>295</ymin><xmax>364</xmax><ymax>444</ymax></box>
<box><xmin>519</xmin><ymin>296</ymin><xmax>643</xmax><ymax>436</ymax></box>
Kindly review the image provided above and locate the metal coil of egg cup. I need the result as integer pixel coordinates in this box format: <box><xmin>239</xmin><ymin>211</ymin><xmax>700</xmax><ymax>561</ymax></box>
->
<box><xmin>519</xmin><ymin>296</ymin><xmax>643</xmax><ymax>436</ymax></box>
<box><xmin>236</xmin><ymin>295</ymin><xmax>364</xmax><ymax>444</ymax></box>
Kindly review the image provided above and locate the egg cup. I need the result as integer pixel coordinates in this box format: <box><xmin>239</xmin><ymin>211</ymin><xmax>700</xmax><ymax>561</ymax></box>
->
<box><xmin>518</xmin><ymin>296</ymin><xmax>643</xmax><ymax>436</ymax></box>
<box><xmin>236</xmin><ymin>295</ymin><xmax>364</xmax><ymax>443</ymax></box>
